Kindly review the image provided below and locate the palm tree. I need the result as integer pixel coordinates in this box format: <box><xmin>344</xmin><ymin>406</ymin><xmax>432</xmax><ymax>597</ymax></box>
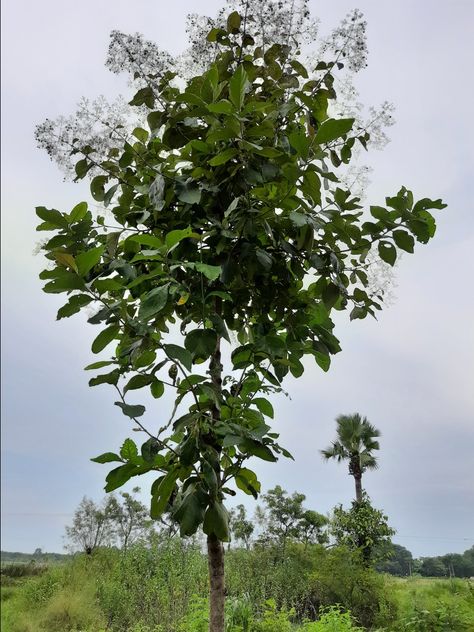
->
<box><xmin>321</xmin><ymin>413</ymin><xmax>380</xmax><ymax>502</ymax></box>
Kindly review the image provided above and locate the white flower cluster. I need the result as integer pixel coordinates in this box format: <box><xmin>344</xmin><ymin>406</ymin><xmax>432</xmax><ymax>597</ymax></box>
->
<box><xmin>106</xmin><ymin>30</ymin><xmax>175</xmax><ymax>89</ymax></box>
<box><xmin>35</xmin><ymin>95</ymin><xmax>134</xmax><ymax>178</ymax></box>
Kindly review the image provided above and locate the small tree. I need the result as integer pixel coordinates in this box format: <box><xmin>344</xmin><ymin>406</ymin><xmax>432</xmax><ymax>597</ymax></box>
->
<box><xmin>108</xmin><ymin>486</ymin><xmax>152</xmax><ymax>549</ymax></box>
<box><xmin>331</xmin><ymin>495</ymin><xmax>395</xmax><ymax>564</ymax></box>
<box><xmin>299</xmin><ymin>509</ymin><xmax>328</xmax><ymax>548</ymax></box>
<box><xmin>322</xmin><ymin>413</ymin><xmax>380</xmax><ymax>502</ymax></box>
<box><xmin>229</xmin><ymin>504</ymin><xmax>254</xmax><ymax>549</ymax></box>
<box><xmin>35</xmin><ymin>5</ymin><xmax>445</xmax><ymax>630</ymax></box>
<box><xmin>65</xmin><ymin>496</ymin><xmax>115</xmax><ymax>553</ymax></box>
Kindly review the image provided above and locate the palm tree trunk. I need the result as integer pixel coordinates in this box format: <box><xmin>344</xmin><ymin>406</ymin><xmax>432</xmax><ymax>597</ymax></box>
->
<box><xmin>354</xmin><ymin>474</ymin><xmax>363</xmax><ymax>503</ymax></box>
<box><xmin>207</xmin><ymin>534</ymin><xmax>225</xmax><ymax>632</ymax></box>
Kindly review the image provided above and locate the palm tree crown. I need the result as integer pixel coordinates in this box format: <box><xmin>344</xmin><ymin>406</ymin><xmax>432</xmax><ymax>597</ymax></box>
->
<box><xmin>321</xmin><ymin>413</ymin><xmax>381</xmax><ymax>502</ymax></box>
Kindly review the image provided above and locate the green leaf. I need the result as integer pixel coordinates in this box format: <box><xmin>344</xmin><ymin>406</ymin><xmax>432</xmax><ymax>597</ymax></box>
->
<box><xmin>235</xmin><ymin>468</ymin><xmax>261</xmax><ymax>498</ymax></box>
<box><xmin>413</xmin><ymin>197</ymin><xmax>447</xmax><ymax>214</ymax></box>
<box><xmin>85</xmin><ymin>360</ymin><xmax>115</xmax><ymax>371</ymax></box>
<box><xmin>176</xmin><ymin>181</ymin><xmax>201</xmax><ymax>205</ymax></box>
<box><xmin>141</xmin><ymin>438</ymin><xmax>162</xmax><ymax>464</ymax></box>
<box><xmin>393</xmin><ymin>230</ymin><xmax>415</xmax><ymax>253</ymax></box>
<box><xmin>120</xmin><ymin>438</ymin><xmax>138</xmax><ymax>460</ymax></box>
<box><xmin>242</xmin><ymin>439</ymin><xmax>277</xmax><ymax>462</ymax></box>
<box><xmin>227</xmin><ymin>10</ymin><xmax>241</xmax><ymax>32</ymax></box>
<box><xmin>91</xmin><ymin>452</ymin><xmax>122</xmax><ymax>464</ymax></box>
<box><xmin>129</xmin><ymin>86</ymin><xmax>155</xmax><ymax>108</ymax></box>
<box><xmin>315</xmin><ymin>351</ymin><xmax>330</xmax><ymax>372</ymax></box>
<box><xmin>69</xmin><ymin>202</ymin><xmax>88</xmax><ymax>223</ymax></box>
<box><xmin>207</xmin><ymin>101</ymin><xmax>234</xmax><ymax>115</ymax></box>
<box><xmin>124</xmin><ymin>374</ymin><xmax>154</xmax><ymax>393</ymax></box>
<box><xmin>150</xmin><ymin>379</ymin><xmax>165</xmax><ymax>399</ymax></box>
<box><xmin>105</xmin><ymin>463</ymin><xmax>137</xmax><ymax>492</ymax></box>
<box><xmin>88</xmin><ymin>369</ymin><xmax>120</xmax><ymax>387</ymax></box>
<box><xmin>76</xmin><ymin>246</ymin><xmax>105</xmax><ymax>276</ymax></box>
<box><xmin>150</xmin><ymin>470</ymin><xmax>179</xmax><ymax>519</ymax></box>
<box><xmin>165</xmin><ymin>227</ymin><xmax>197</xmax><ymax>250</ymax></box>
<box><xmin>203</xmin><ymin>502</ymin><xmax>230</xmax><ymax>541</ymax></box>
<box><xmin>193</xmin><ymin>262</ymin><xmax>221</xmax><ymax>281</ymax></box>
<box><xmin>115</xmin><ymin>402</ymin><xmax>146</xmax><ymax>418</ymax></box>
<box><xmin>209</xmin><ymin>148</ymin><xmax>238</xmax><ymax>166</ymax></box>
<box><xmin>229</xmin><ymin>65</ymin><xmax>249</xmax><ymax>110</ymax></box>
<box><xmin>378</xmin><ymin>241</ymin><xmax>397</xmax><ymax>266</ymax></box>
<box><xmin>132</xmin><ymin>127</ymin><xmax>149</xmax><ymax>143</ymax></box>
<box><xmin>74</xmin><ymin>159</ymin><xmax>91</xmax><ymax>180</ymax></box>
<box><xmin>174</xmin><ymin>491</ymin><xmax>206</xmax><ymax>537</ymax></box>
<box><xmin>164</xmin><ymin>344</ymin><xmax>193</xmax><ymax>371</ymax></box>
<box><xmin>57</xmin><ymin>294</ymin><xmax>92</xmax><ymax>320</ymax></box>
<box><xmin>314</xmin><ymin>118</ymin><xmax>354</xmax><ymax>144</ymax></box>
<box><xmin>35</xmin><ymin>207</ymin><xmax>68</xmax><ymax>229</ymax></box>
<box><xmin>90</xmin><ymin>176</ymin><xmax>108</xmax><ymax>202</ymax></box>
<box><xmin>138</xmin><ymin>284</ymin><xmax>169</xmax><ymax>321</ymax></box>
<box><xmin>91</xmin><ymin>324</ymin><xmax>119</xmax><ymax>354</ymax></box>
<box><xmin>252</xmin><ymin>397</ymin><xmax>274</xmax><ymax>419</ymax></box>
<box><xmin>185</xmin><ymin>329</ymin><xmax>218</xmax><ymax>362</ymax></box>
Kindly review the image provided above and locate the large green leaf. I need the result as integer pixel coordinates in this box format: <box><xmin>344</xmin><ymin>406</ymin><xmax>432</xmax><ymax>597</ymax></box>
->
<box><xmin>150</xmin><ymin>470</ymin><xmax>179</xmax><ymax>519</ymax></box>
<box><xmin>174</xmin><ymin>491</ymin><xmax>206</xmax><ymax>537</ymax></box>
<box><xmin>314</xmin><ymin>118</ymin><xmax>354</xmax><ymax>144</ymax></box>
<box><xmin>57</xmin><ymin>294</ymin><xmax>92</xmax><ymax>320</ymax></box>
<box><xmin>104</xmin><ymin>463</ymin><xmax>138</xmax><ymax>492</ymax></box>
<box><xmin>176</xmin><ymin>181</ymin><xmax>201</xmax><ymax>205</ymax></box>
<box><xmin>35</xmin><ymin>206</ymin><xmax>68</xmax><ymax>229</ymax></box>
<box><xmin>229</xmin><ymin>65</ymin><xmax>249</xmax><ymax>110</ymax></box>
<box><xmin>203</xmin><ymin>502</ymin><xmax>230</xmax><ymax>541</ymax></box>
<box><xmin>393</xmin><ymin>230</ymin><xmax>415</xmax><ymax>253</ymax></box>
<box><xmin>138</xmin><ymin>284</ymin><xmax>169</xmax><ymax>321</ymax></box>
<box><xmin>165</xmin><ymin>227</ymin><xmax>198</xmax><ymax>251</ymax></box>
<box><xmin>120</xmin><ymin>438</ymin><xmax>138</xmax><ymax>460</ymax></box>
<box><xmin>252</xmin><ymin>397</ymin><xmax>274</xmax><ymax>419</ymax></box>
<box><xmin>209</xmin><ymin>148</ymin><xmax>238</xmax><ymax>166</ymax></box>
<box><xmin>91</xmin><ymin>324</ymin><xmax>119</xmax><ymax>354</ymax></box>
<box><xmin>193</xmin><ymin>262</ymin><xmax>221</xmax><ymax>281</ymax></box>
<box><xmin>90</xmin><ymin>452</ymin><xmax>122</xmax><ymax>464</ymax></box>
<box><xmin>163</xmin><ymin>344</ymin><xmax>193</xmax><ymax>371</ymax></box>
<box><xmin>185</xmin><ymin>329</ymin><xmax>218</xmax><ymax>362</ymax></box>
<box><xmin>378</xmin><ymin>241</ymin><xmax>397</xmax><ymax>266</ymax></box>
<box><xmin>114</xmin><ymin>402</ymin><xmax>146</xmax><ymax>418</ymax></box>
<box><xmin>76</xmin><ymin>246</ymin><xmax>105</xmax><ymax>276</ymax></box>
<box><xmin>235</xmin><ymin>468</ymin><xmax>261</xmax><ymax>498</ymax></box>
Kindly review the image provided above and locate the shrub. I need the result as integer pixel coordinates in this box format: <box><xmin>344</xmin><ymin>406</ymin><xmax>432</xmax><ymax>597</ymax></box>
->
<box><xmin>308</xmin><ymin>547</ymin><xmax>397</xmax><ymax>628</ymax></box>
<box><xmin>302</xmin><ymin>605</ymin><xmax>364</xmax><ymax>631</ymax></box>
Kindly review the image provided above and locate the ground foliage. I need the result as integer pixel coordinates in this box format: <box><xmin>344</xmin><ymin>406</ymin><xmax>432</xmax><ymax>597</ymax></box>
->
<box><xmin>2</xmin><ymin>541</ymin><xmax>474</xmax><ymax>631</ymax></box>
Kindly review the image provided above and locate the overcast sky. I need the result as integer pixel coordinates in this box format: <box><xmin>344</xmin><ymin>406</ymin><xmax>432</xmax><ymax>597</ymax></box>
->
<box><xmin>1</xmin><ymin>0</ymin><xmax>473</xmax><ymax>558</ymax></box>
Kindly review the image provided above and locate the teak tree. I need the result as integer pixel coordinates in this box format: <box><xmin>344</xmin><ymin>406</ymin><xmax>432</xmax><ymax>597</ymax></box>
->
<box><xmin>35</xmin><ymin>8</ymin><xmax>445</xmax><ymax>632</ymax></box>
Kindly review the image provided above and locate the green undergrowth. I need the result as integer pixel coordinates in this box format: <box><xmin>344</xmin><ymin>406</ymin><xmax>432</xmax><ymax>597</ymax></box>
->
<box><xmin>1</xmin><ymin>540</ymin><xmax>473</xmax><ymax>631</ymax></box>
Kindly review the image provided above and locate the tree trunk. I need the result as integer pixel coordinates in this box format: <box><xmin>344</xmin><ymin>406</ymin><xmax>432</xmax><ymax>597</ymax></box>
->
<box><xmin>354</xmin><ymin>474</ymin><xmax>363</xmax><ymax>503</ymax></box>
<box><xmin>208</xmin><ymin>299</ymin><xmax>225</xmax><ymax>632</ymax></box>
<box><xmin>207</xmin><ymin>534</ymin><xmax>225</xmax><ymax>632</ymax></box>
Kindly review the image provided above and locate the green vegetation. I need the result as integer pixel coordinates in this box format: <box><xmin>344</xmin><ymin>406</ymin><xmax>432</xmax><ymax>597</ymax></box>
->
<box><xmin>2</xmin><ymin>541</ymin><xmax>473</xmax><ymax>632</ymax></box>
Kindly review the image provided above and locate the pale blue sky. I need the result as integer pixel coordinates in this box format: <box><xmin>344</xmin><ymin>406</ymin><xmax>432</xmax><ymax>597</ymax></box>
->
<box><xmin>1</xmin><ymin>0</ymin><xmax>473</xmax><ymax>557</ymax></box>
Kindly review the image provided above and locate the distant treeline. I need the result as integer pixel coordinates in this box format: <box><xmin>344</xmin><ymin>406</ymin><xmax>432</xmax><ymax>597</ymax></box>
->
<box><xmin>377</xmin><ymin>543</ymin><xmax>474</xmax><ymax>578</ymax></box>
<box><xmin>1</xmin><ymin>550</ymin><xmax>69</xmax><ymax>564</ymax></box>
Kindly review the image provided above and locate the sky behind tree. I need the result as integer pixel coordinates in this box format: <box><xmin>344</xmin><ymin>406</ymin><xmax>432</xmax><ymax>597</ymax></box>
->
<box><xmin>1</xmin><ymin>0</ymin><xmax>473</xmax><ymax>557</ymax></box>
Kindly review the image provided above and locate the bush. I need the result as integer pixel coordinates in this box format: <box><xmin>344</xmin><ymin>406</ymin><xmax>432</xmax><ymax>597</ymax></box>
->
<box><xmin>302</xmin><ymin>605</ymin><xmax>364</xmax><ymax>631</ymax></box>
<box><xmin>307</xmin><ymin>547</ymin><xmax>397</xmax><ymax>628</ymax></box>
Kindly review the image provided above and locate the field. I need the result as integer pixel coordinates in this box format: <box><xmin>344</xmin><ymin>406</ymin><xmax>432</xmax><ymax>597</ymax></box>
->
<box><xmin>1</xmin><ymin>540</ymin><xmax>474</xmax><ymax>632</ymax></box>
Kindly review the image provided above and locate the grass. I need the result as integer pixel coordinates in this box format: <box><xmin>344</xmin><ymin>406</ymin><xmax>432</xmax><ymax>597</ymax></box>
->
<box><xmin>1</xmin><ymin>543</ymin><xmax>473</xmax><ymax>632</ymax></box>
